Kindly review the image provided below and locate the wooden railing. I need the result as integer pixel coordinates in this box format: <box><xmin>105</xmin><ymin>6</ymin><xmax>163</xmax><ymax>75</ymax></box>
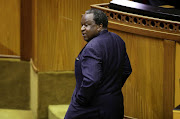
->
<box><xmin>91</xmin><ymin>3</ymin><xmax>180</xmax><ymax>42</ymax></box>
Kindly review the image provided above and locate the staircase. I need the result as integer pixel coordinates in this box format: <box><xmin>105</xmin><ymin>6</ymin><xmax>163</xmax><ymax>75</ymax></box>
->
<box><xmin>0</xmin><ymin>58</ymin><xmax>33</xmax><ymax>119</ymax></box>
<box><xmin>48</xmin><ymin>105</ymin><xmax>137</xmax><ymax>119</ymax></box>
<box><xmin>0</xmin><ymin>109</ymin><xmax>34</xmax><ymax>119</ymax></box>
<box><xmin>0</xmin><ymin>58</ymin><xmax>75</xmax><ymax>119</ymax></box>
<box><xmin>0</xmin><ymin>58</ymin><xmax>137</xmax><ymax>119</ymax></box>
<box><xmin>48</xmin><ymin>105</ymin><xmax>68</xmax><ymax>119</ymax></box>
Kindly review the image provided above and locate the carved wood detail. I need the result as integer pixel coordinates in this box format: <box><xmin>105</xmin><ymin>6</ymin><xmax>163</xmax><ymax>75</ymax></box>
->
<box><xmin>91</xmin><ymin>3</ymin><xmax>180</xmax><ymax>42</ymax></box>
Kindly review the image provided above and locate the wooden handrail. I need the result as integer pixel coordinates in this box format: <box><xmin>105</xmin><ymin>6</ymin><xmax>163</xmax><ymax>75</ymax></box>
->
<box><xmin>0</xmin><ymin>54</ymin><xmax>20</xmax><ymax>59</ymax></box>
<box><xmin>91</xmin><ymin>3</ymin><xmax>180</xmax><ymax>42</ymax></box>
<box><xmin>30</xmin><ymin>58</ymin><xmax>39</xmax><ymax>73</ymax></box>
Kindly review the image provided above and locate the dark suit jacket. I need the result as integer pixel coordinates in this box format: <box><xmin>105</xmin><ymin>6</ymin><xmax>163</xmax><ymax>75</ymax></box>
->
<box><xmin>65</xmin><ymin>30</ymin><xmax>132</xmax><ymax>119</ymax></box>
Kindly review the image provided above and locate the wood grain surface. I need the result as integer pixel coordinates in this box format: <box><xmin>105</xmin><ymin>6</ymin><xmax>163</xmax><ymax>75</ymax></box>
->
<box><xmin>0</xmin><ymin>0</ymin><xmax>20</xmax><ymax>56</ymax></box>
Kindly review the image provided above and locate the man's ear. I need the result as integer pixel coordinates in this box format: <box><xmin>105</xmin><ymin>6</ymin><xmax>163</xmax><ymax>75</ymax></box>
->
<box><xmin>97</xmin><ymin>23</ymin><xmax>103</xmax><ymax>32</ymax></box>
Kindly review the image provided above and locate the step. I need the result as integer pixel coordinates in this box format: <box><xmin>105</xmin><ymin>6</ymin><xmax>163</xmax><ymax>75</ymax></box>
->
<box><xmin>48</xmin><ymin>105</ymin><xmax>137</xmax><ymax>119</ymax></box>
<box><xmin>0</xmin><ymin>109</ymin><xmax>34</xmax><ymax>119</ymax></box>
<box><xmin>48</xmin><ymin>105</ymin><xmax>69</xmax><ymax>119</ymax></box>
<box><xmin>0</xmin><ymin>58</ymin><xmax>30</xmax><ymax>109</ymax></box>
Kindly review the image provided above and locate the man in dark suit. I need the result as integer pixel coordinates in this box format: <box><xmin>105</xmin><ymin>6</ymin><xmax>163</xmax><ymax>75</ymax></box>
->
<box><xmin>64</xmin><ymin>8</ymin><xmax>132</xmax><ymax>119</ymax></box>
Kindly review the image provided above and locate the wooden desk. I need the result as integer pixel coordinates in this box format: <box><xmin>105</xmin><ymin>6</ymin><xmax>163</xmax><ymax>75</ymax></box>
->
<box><xmin>91</xmin><ymin>3</ymin><xmax>180</xmax><ymax>119</ymax></box>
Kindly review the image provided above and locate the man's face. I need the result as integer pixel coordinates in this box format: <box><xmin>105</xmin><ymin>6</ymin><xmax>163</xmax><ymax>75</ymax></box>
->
<box><xmin>81</xmin><ymin>13</ymin><xmax>99</xmax><ymax>42</ymax></box>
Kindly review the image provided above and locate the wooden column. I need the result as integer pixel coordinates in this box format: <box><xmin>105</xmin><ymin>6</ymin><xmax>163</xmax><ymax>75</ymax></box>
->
<box><xmin>20</xmin><ymin>0</ymin><xmax>33</xmax><ymax>61</ymax></box>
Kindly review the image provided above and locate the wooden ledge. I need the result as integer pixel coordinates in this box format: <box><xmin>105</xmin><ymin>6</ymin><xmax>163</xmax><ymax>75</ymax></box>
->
<box><xmin>0</xmin><ymin>55</ymin><xmax>20</xmax><ymax>59</ymax></box>
<box><xmin>91</xmin><ymin>3</ymin><xmax>180</xmax><ymax>42</ymax></box>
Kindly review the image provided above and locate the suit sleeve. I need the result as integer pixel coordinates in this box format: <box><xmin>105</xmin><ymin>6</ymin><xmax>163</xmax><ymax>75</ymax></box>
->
<box><xmin>75</xmin><ymin>46</ymin><xmax>102</xmax><ymax>106</ymax></box>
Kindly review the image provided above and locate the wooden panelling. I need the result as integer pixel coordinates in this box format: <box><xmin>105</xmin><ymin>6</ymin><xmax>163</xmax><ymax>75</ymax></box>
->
<box><xmin>110</xmin><ymin>30</ymin><xmax>164</xmax><ymax>119</ymax></box>
<box><xmin>0</xmin><ymin>0</ymin><xmax>20</xmax><ymax>56</ymax></box>
<box><xmin>33</xmin><ymin>0</ymin><xmax>111</xmax><ymax>71</ymax></box>
<box><xmin>163</xmin><ymin>40</ymin><xmax>175</xmax><ymax>119</ymax></box>
<box><xmin>175</xmin><ymin>43</ymin><xmax>180</xmax><ymax>107</ymax></box>
<box><xmin>107</xmin><ymin>18</ymin><xmax>176</xmax><ymax>119</ymax></box>
<box><xmin>108</xmin><ymin>21</ymin><xmax>175</xmax><ymax>119</ymax></box>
